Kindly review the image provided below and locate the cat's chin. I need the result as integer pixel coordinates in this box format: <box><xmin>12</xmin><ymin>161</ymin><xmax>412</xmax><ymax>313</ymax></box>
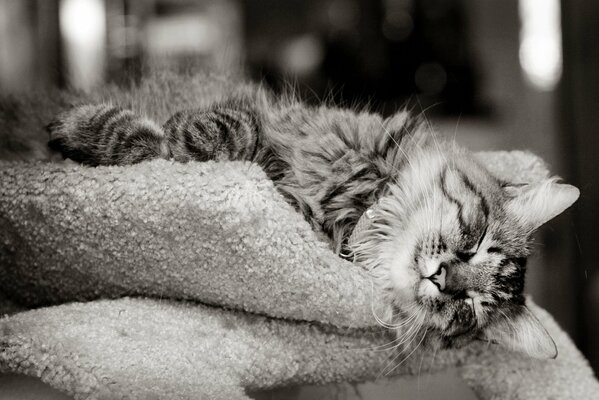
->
<box><xmin>424</xmin><ymin>330</ymin><xmax>478</xmax><ymax>351</ymax></box>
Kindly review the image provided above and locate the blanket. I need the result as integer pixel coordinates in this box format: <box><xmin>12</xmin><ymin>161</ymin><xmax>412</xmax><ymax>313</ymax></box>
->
<box><xmin>1</xmin><ymin>151</ymin><xmax>598</xmax><ymax>399</ymax></box>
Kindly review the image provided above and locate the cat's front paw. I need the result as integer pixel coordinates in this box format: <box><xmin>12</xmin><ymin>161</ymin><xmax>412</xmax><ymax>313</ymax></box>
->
<box><xmin>46</xmin><ymin>104</ymin><xmax>109</xmax><ymax>165</ymax></box>
<box><xmin>47</xmin><ymin>104</ymin><xmax>167</xmax><ymax>166</ymax></box>
<box><xmin>47</xmin><ymin>119</ymin><xmax>82</xmax><ymax>163</ymax></box>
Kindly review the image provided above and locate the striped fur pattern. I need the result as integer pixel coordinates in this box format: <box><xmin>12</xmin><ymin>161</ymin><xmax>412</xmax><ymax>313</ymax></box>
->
<box><xmin>46</xmin><ymin>84</ymin><xmax>579</xmax><ymax>359</ymax></box>
<box><xmin>163</xmin><ymin>101</ymin><xmax>262</xmax><ymax>163</ymax></box>
<box><xmin>47</xmin><ymin>104</ymin><xmax>167</xmax><ymax>165</ymax></box>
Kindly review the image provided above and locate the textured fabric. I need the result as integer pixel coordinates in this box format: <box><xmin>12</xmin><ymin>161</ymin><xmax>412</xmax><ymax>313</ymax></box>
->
<box><xmin>0</xmin><ymin>151</ymin><xmax>598</xmax><ymax>399</ymax></box>
<box><xmin>0</xmin><ymin>159</ymin><xmax>378</xmax><ymax>328</ymax></box>
<box><xmin>2</xmin><ymin>298</ymin><xmax>597</xmax><ymax>400</ymax></box>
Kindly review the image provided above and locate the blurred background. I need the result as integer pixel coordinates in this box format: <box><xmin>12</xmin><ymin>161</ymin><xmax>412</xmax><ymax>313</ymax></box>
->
<box><xmin>0</xmin><ymin>0</ymin><xmax>597</xmax><ymax>399</ymax></box>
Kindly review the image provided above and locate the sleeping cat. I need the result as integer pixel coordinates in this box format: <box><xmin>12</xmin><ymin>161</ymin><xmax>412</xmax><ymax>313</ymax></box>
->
<box><xmin>46</xmin><ymin>83</ymin><xmax>578</xmax><ymax>359</ymax></box>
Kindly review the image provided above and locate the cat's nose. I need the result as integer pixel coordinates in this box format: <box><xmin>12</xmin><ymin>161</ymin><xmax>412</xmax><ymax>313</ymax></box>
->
<box><xmin>427</xmin><ymin>262</ymin><xmax>447</xmax><ymax>291</ymax></box>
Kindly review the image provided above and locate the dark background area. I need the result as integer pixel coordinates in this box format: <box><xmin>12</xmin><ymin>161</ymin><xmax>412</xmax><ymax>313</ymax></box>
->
<box><xmin>0</xmin><ymin>0</ymin><xmax>597</xmax><ymax>398</ymax></box>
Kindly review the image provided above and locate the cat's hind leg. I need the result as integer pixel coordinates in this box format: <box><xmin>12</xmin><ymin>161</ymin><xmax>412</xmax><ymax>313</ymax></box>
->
<box><xmin>47</xmin><ymin>104</ymin><xmax>168</xmax><ymax>166</ymax></box>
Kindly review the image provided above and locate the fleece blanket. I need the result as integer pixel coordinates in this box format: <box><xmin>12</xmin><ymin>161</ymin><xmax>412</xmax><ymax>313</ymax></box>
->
<box><xmin>0</xmin><ymin>151</ymin><xmax>598</xmax><ymax>399</ymax></box>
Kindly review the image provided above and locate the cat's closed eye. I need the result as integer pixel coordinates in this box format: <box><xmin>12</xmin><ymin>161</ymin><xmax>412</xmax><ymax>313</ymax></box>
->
<box><xmin>456</xmin><ymin>251</ymin><xmax>474</xmax><ymax>262</ymax></box>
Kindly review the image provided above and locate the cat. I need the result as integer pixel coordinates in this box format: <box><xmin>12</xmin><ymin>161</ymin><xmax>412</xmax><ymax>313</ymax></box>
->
<box><xmin>46</xmin><ymin>80</ymin><xmax>579</xmax><ymax>360</ymax></box>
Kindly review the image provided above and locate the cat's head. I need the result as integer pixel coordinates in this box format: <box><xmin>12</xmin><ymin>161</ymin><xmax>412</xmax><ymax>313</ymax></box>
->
<box><xmin>356</xmin><ymin>138</ymin><xmax>579</xmax><ymax>359</ymax></box>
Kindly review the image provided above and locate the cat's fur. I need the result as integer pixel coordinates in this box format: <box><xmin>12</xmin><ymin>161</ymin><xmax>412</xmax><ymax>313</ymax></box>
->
<box><xmin>21</xmin><ymin>74</ymin><xmax>579</xmax><ymax>359</ymax></box>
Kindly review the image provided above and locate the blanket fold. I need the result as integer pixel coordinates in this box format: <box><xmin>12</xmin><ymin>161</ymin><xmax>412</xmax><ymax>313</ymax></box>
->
<box><xmin>1</xmin><ymin>150</ymin><xmax>598</xmax><ymax>399</ymax></box>
<box><xmin>1</xmin><ymin>298</ymin><xmax>598</xmax><ymax>399</ymax></box>
<box><xmin>0</xmin><ymin>159</ymin><xmax>376</xmax><ymax>328</ymax></box>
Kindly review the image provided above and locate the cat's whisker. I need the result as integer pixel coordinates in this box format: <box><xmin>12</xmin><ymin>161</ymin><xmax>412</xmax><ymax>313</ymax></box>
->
<box><xmin>469</xmin><ymin>296</ymin><xmax>479</xmax><ymax>328</ymax></box>
<box><xmin>377</xmin><ymin>312</ymin><xmax>428</xmax><ymax>378</ymax></box>
<box><xmin>427</xmin><ymin>339</ymin><xmax>440</xmax><ymax>377</ymax></box>
<box><xmin>386</xmin><ymin>310</ymin><xmax>420</xmax><ymax>330</ymax></box>
<box><xmin>379</xmin><ymin>307</ymin><xmax>424</xmax><ymax>357</ymax></box>
<box><xmin>394</xmin><ymin>308</ymin><xmax>426</xmax><ymax>346</ymax></box>
<box><xmin>451</xmin><ymin>112</ymin><xmax>462</xmax><ymax>152</ymax></box>
<box><xmin>497</xmin><ymin>308</ymin><xmax>517</xmax><ymax>341</ymax></box>
<box><xmin>385</xmin><ymin>326</ymin><xmax>429</xmax><ymax>377</ymax></box>
<box><xmin>359</xmin><ymin>287</ymin><xmax>422</xmax><ymax>352</ymax></box>
<box><xmin>377</xmin><ymin>344</ymin><xmax>410</xmax><ymax>378</ymax></box>
<box><xmin>370</xmin><ymin>298</ymin><xmax>419</xmax><ymax>330</ymax></box>
<box><xmin>391</xmin><ymin>324</ymin><xmax>421</xmax><ymax>351</ymax></box>
<box><xmin>374</xmin><ymin>313</ymin><xmax>420</xmax><ymax>346</ymax></box>
<box><xmin>416</xmin><ymin>346</ymin><xmax>427</xmax><ymax>389</ymax></box>
<box><xmin>369</xmin><ymin>324</ymin><xmax>420</xmax><ymax>351</ymax></box>
<box><xmin>389</xmin><ymin>313</ymin><xmax>427</xmax><ymax>362</ymax></box>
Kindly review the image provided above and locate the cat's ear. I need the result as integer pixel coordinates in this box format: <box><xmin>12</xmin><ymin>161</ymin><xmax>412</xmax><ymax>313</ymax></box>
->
<box><xmin>383</xmin><ymin>111</ymin><xmax>411</xmax><ymax>130</ymax></box>
<box><xmin>505</xmin><ymin>179</ymin><xmax>579</xmax><ymax>230</ymax></box>
<box><xmin>382</xmin><ymin>112</ymin><xmax>429</xmax><ymax>149</ymax></box>
<box><xmin>481</xmin><ymin>305</ymin><xmax>557</xmax><ymax>359</ymax></box>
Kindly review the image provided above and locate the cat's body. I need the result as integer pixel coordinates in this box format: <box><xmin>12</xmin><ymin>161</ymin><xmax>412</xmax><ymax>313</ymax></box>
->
<box><xmin>47</xmin><ymin>86</ymin><xmax>426</xmax><ymax>254</ymax></box>
<box><xmin>41</xmin><ymin>76</ymin><xmax>578</xmax><ymax>359</ymax></box>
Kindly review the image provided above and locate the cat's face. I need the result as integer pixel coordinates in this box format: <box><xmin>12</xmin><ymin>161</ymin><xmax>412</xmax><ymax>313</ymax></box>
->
<box><xmin>361</xmin><ymin>147</ymin><xmax>579</xmax><ymax>358</ymax></box>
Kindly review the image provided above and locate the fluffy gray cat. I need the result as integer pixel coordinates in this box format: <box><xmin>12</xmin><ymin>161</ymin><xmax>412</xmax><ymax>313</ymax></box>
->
<box><xmin>16</xmin><ymin>74</ymin><xmax>579</xmax><ymax>359</ymax></box>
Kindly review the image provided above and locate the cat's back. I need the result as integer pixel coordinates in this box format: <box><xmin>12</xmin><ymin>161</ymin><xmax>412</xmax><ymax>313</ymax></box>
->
<box><xmin>263</xmin><ymin>102</ymin><xmax>390</xmax><ymax>164</ymax></box>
